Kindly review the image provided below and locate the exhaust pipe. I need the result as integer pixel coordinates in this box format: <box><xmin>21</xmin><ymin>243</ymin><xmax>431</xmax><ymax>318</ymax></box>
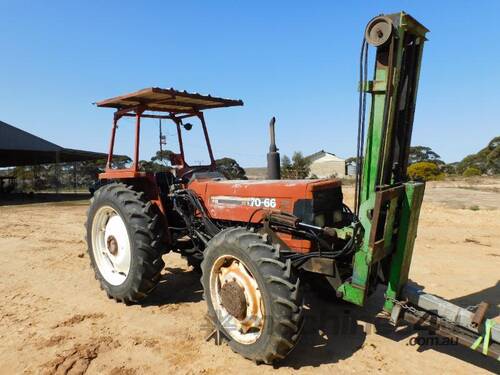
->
<box><xmin>266</xmin><ymin>117</ymin><xmax>280</xmax><ymax>180</ymax></box>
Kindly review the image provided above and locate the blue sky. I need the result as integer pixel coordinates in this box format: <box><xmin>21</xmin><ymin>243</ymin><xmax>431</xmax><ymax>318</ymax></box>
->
<box><xmin>1</xmin><ymin>1</ymin><xmax>499</xmax><ymax>167</ymax></box>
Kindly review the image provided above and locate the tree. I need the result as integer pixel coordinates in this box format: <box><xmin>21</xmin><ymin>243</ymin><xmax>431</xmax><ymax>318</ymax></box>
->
<box><xmin>78</xmin><ymin>156</ymin><xmax>130</xmax><ymax>185</ymax></box>
<box><xmin>407</xmin><ymin>161</ymin><xmax>444</xmax><ymax>181</ymax></box>
<box><xmin>463</xmin><ymin>166</ymin><xmax>481</xmax><ymax>177</ymax></box>
<box><xmin>456</xmin><ymin>136</ymin><xmax>500</xmax><ymax>175</ymax></box>
<box><xmin>215</xmin><ymin>157</ymin><xmax>247</xmax><ymax>180</ymax></box>
<box><xmin>79</xmin><ymin>159</ymin><xmax>106</xmax><ymax>183</ymax></box>
<box><xmin>292</xmin><ymin>152</ymin><xmax>311</xmax><ymax>178</ymax></box>
<box><xmin>32</xmin><ymin>165</ymin><xmax>47</xmax><ymax>190</ymax></box>
<box><xmin>151</xmin><ymin>150</ymin><xmax>175</xmax><ymax>166</ymax></box>
<box><xmin>441</xmin><ymin>162</ymin><xmax>458</xmax><ymax>175</ymax></box>
<box><xmin>8</xmin><ymin>155</ymin><xmax>134</xmax><ymax>193</ymax></box>
<box><xmin>281</xmin><ymin>151</ymin><xmax>311</xmax><ymax>179</ymax></box>
<box><xmin>138</xmin><ymin>151</ymin><xmax>177</xmax><ymax>173</ymax></box>
<box><xmin>139</xmin><ymin>160</ymin><xmax>164</xmax><ymax>173</ymax></box>
<box><xmin>13</xmin><ymin>166</ymin><xmax>31</xmax><ymax>191</ymax></box>
<box><xmin>281</xmin><ymin>155</ymin><xmax>292</xmax><ymax>177</ymax></box>
<box><xmin>409</xmin><ymin>146</ymin><xmax>443</xmax><ymax>165</ymax></box>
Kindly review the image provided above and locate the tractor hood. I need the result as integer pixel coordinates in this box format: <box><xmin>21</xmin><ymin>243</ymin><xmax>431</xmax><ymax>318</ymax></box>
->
<box><xmin>188</xmin><ymin>178</ymin><xmax>342</xmax><ymax>223</ymax></box>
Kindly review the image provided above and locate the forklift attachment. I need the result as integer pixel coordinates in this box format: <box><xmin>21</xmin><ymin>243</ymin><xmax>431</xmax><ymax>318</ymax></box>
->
<box><xmin>397</xmin><ymin>285</ymin><xmax>500</xmax><ymax>360</ymax></box>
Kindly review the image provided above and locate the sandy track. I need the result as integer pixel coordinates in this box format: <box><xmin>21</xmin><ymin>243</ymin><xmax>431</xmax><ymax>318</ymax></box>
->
<box><xmin>0</xmin><ymin>181</ymin><xmax>499</xmax><ymax>374</ymax></box>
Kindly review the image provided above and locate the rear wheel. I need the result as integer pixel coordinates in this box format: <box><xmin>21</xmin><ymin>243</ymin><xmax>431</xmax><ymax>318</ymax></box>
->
<box><xmin>86</xmin><ymin>183</ymin><xmax>165</xmax><ymax>303</ymax></box>
<box><xmin>201</xmin><ymin>227</ymin><xmax>304</xmax><ymax>364</ymax></box>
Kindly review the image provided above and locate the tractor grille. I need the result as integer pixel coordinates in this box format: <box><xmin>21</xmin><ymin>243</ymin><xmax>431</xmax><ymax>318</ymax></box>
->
<box><xmin>312</xmin><ymin>186</ymin><xmax>344</xmax><ymax>227</ymax></box>
<box><xmin>293</xmin><ymin>186</ymin><xmax>344</xmax><ymax>227</ymax></box>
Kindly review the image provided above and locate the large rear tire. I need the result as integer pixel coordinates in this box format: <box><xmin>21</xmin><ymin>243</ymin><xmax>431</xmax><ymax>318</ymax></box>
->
<box><xmin>201</xmin><ymin>227</ymin><xmax>304</xmax><ymax>364</ymax></box>
<box><xmin>86</xmin><ymin>183</ymin><xmax>165</xmax><ymax>303</ymax></box>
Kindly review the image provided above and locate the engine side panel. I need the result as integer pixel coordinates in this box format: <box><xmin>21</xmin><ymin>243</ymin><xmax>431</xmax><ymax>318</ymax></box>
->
<box><xmin>188</xmin><ymin>178</ymin><xmax>343</xmax><ymax>253</ymax></box>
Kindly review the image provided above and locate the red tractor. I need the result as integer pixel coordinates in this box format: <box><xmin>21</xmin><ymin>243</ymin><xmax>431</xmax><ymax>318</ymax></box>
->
<box><xmin>87</xmin><ymin>87</ymin><xmax>346</xmax><ymax>362</ymax></box>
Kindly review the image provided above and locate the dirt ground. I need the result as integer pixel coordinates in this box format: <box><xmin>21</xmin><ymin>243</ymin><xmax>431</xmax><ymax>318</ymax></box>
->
<box><xmin>0</xmin><ymin>178</ymin><xmax>499</xmax><ymax>374</ymax></box>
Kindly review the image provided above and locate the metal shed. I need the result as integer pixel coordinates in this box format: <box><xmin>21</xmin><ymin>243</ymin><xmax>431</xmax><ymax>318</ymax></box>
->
<box><xmin>0</xmin><ymin>120</ymin><xmax>109</xmax><ymax>167</ymax></box>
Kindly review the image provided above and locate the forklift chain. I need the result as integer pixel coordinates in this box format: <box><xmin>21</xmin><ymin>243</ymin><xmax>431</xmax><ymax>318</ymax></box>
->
<box><xmin>384</xmin><ymin>294</ymin><xmax>424</xmax><ymax>318</ymax></box>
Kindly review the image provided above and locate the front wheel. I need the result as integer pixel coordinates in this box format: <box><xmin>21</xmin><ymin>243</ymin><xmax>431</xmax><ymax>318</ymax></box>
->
<box><xmin>201</xmin><ymin>228</ymin><xmax>304</xmax><ymax>364</ymax></box>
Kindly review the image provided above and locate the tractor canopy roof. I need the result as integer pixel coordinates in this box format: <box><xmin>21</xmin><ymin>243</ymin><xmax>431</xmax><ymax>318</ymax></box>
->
<box><xmin>95</xmin><ymin>87</ymin><xmax>244</xmax><ymax>115</ymax></box>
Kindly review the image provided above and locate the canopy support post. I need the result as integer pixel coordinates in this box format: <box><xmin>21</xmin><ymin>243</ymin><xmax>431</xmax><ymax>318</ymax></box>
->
<box><xmin>198</xmin><ymin>112</ymin><xmax>215</xmax><ymax>169</ymax></box>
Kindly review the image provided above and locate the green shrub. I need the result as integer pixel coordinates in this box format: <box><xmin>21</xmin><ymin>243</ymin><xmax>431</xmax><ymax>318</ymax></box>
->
<box><xmin>462</xmin><ymin>166</ymin><xmax>482</xmax><ymax>177</ymax></box>
<box><xmin>407</xmin><ymin>162</ymin><xmax>444</xmax><ymax>181</ymax></box>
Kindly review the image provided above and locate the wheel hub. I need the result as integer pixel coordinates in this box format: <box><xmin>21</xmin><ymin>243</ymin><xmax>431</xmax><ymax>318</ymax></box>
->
<box><xmin>107</xmin><ymin>235</ymin><xmax>118</xmax><ymax>256</ymax></box>
<box><xmin>220</xmin><ymin>280</ymin><xmax>247</xmax><ymax>320</ymax></box>
<box><xmin>91</xmin><ymin>206</ymin><xmax>132</xmax><ymax>286</ymax></box>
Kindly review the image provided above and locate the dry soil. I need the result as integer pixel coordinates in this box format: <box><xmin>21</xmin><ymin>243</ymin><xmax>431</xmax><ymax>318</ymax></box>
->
<box><xmin>0</xmin><ymin>178</ymin><xmax>499</xmax><ymax>374</ymax></box>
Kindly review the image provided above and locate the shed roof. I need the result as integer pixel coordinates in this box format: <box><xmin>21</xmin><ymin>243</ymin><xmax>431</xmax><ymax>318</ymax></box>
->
<box><xmin>0</xmin><ymin>120</ymin><xmax>110</xmax><ymax>167</ymax></box>
<box><xmin>306</xmin><ymin>150</ymin><xmax>345</xmax><ymax>162</ymax></box>
<box><xmin>0</xmin><ymin>120</ymin><xmax>60</xmax><ymax>152</ymax></box>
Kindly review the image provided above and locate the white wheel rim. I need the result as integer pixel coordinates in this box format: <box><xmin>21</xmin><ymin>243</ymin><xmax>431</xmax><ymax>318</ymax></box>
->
<box><xmin>91</xmin><ymin>205</ymin><xmax>131</xmax><ymax>286</ymax></box>
<box><xmin>209</xmin><ymin>255</ymin><xmax>264</xmax><ymax>344</ymax></box>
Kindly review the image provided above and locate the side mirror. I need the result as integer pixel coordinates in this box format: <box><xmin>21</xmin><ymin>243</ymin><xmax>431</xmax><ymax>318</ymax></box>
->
<box><xmin>183</xmin><ymin>123</ymin><xmax>193</xmax><ymax>131</ymax></box>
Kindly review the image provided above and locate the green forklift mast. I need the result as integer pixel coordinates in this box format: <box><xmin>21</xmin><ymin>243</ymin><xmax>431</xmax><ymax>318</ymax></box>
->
<box><xmin>338</xmin><ymin>12</ymin><xmax>429</xmax><ymax>310</ymax></box>
<box><xmin>337</xmin><ymin>13</ymin><xmax>500</xmax><ymax>360</ymax></box>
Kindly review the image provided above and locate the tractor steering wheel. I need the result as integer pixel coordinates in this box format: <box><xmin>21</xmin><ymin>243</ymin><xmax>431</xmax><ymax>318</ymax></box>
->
<box><xmin>179</xmin><ymin>166</ymin><xmax>206</xmax><ymax>180</ymax></box>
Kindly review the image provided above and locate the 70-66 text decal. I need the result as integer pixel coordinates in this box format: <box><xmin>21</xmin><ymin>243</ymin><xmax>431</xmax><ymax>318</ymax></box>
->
<box><xmin>247</xmin><ymin>197</ymin><xmax>277</xmax><ymax>208</ymax></box>
<box><xmin>211</xmin><ymin>196</ymin><xmax>277</xmax><ymax>209</ymax></box>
